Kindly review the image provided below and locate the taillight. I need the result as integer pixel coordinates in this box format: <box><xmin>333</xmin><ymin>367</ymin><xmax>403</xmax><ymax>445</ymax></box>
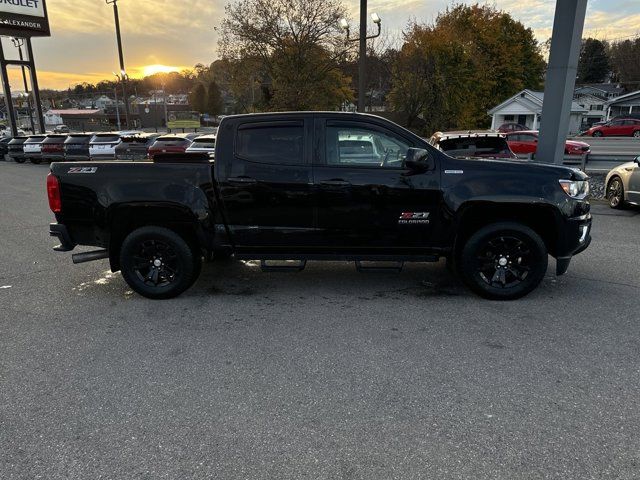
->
<box><xmin>47</xmin><ymin>173</ymin><xmax>62</xmax><ymax>213</ymax></box>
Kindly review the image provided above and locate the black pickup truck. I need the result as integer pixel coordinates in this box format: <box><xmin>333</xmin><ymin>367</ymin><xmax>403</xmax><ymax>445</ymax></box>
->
<box><xmin>47</xmin><ymin>112</ymin><xmax>592</xmax><ymax>300</ymax></box>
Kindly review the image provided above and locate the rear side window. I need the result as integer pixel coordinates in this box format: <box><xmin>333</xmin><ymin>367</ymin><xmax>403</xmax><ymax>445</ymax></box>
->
<box><xmin>236</xmin><ymin>123</ymin><xmax>303</xmax><ymax>165</ymax></box>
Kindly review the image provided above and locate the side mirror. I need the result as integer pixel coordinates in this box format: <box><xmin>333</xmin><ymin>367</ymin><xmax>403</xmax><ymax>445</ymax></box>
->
<box><xmin>635</xmin><ymin>155</ymin><xmax>640</xmax><ymax>165</ymax></box>
<box><xmin>405</xmin><ymin>148</ymin><xmax>434</xmax><ymax>172</ymax></box>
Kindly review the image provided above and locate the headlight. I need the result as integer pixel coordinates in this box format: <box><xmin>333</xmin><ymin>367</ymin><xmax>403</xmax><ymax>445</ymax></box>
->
<box><xmin>559</xmin><ymin>179</ymin><xmax>590</xmax><ymax>199</ymax></box>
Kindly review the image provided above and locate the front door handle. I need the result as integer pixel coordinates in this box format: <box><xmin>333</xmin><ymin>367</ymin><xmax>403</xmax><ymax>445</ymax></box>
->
<box><xmin>228</xmin><ymin>176</ymin><xmax>257</xmax><ymax>185</ymax></box>
<box><xmin>320</xmin><ymin>179</ymin><xmax>351</xmax><ymax>187</ymax></box>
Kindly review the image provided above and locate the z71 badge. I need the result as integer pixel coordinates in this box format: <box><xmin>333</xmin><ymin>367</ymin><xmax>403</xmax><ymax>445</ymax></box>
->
<box><xmin>398</xmin><ymin>212</ymin><xmax>430</xmax><ymax>225</ymax></box>
<box><xmin>68</xmin><ymin>167</ymin><xmax>98</xmax><ymax>174</ymax></box>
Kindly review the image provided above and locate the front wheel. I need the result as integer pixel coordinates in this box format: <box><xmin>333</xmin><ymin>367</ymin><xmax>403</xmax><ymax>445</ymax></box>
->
<box><xmin>592</xmin><ymin>131</ymin><xmax>603</xmax><ymax>137</ymax></box>
<box><xmin>607</xmin><ymin>177</ymin><xmax>625</xmax><ymax>209</ymax></box>
<box><xmin>14</xmin><ymin>157</ymin><xmax>26</xmax><ymax>164</ymax></box>
<box><xmin>119</xmin><ymin>226</ymin><xmax>201</xmax><ymax>299</ymax></box>
<box><xmin>30</xmin><ymin>158</ymin><xmax>41</xmax><ymax>164</ymax></box>
<box><xmin>633</xmin><ymin>130</ymin><xmax>640</xmax><ymax>138</ymax></box>
<box><xmin>458</xmin><ymin>222</ymin><xmax>548</xmax><ymax>300</ymax></box>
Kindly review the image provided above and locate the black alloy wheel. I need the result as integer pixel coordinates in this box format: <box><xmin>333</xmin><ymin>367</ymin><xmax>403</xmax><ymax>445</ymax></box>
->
<box><xmin>132</xmin><ymin>239</ymin><xmax>180</xmax><ymax>288</ymax></box>
<box><xmin>475</xmin><ymin>236</ymin><xmax>534</xmax><ymax>289</ymax></box>
<box><xmin>592</xmin><ymin>131</ymin><xmax>603</xmax><ymax>137</ymax></box>
<box><xmin>120</xmin><ymin>226</ymin><xmax>201</xmax><ymax>299</ymax></box>
<box><xmin>459</xmin><ymin>222</ymin><xmax>548</xmax><ymax>300</ymax></box>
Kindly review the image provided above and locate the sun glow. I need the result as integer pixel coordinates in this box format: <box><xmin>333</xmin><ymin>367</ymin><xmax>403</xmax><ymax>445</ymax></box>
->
<box><xmin>140</xmin><ymin>64</ymin><xmax>183</xmax><ymax>77</ymax></box>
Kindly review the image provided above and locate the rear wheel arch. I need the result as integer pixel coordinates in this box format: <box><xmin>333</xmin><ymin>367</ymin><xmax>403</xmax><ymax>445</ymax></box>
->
<box><xmin>107</xmin><ymin>204</ymin><xmax>207</xmax><ymax>272</ymax></box>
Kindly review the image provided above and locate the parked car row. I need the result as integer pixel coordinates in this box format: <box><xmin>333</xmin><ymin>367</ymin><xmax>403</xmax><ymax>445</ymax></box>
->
<box><xmin>4</xmin><ymin>131</ymin><xmax>216</xmax><ymax>163</ymax></box>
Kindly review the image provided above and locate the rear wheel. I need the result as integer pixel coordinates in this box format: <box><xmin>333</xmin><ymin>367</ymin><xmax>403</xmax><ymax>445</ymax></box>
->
<box><xmin>119</xmin><ymin>226</ymin><xmax>201</xmax><ymax>299</ymax></box>
<box><xmin>458</xmin><ymin>222</ymin><xmax>548</xmax><ymax>300</ymax></box>
<box><xmin>607</xmin><ymin>176</ymin><xmax>625</xmax><ymax>209</ymax></box>
<box><xmin>14</xmin><ymin>157</ymin><xmax>26</xmax><ymax>164</ymax></box>
<box><xmin>633</xmin><ymin>130</ymin><xmax>640</xmax><ymax>138</ymax></box>
<box><xmin>30</xmin><ymin>158</ymin><xmax>41</xmax><ymax>164</ymax></box>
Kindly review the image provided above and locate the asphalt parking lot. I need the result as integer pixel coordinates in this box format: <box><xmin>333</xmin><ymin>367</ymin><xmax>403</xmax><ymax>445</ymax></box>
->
<box><xmin>1</xmin><ymin>160</ymin><xmax>640</xmax><ymax>479</ymax></box>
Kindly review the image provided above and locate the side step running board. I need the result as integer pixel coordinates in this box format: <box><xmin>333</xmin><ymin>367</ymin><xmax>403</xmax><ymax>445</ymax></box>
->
<box><xmin>72</xmin><ymin>249</ymin><xmax>109</xmax><ymax>264</ymax></box>
<box><xmin>355</xmin><ymin>261</ymin><xmax>404</xmax><ymax>273</ymax></box>
<box><xmin>260</xmin><ymin>260</ymin><xmax>307</xmax><ymax>272</ymax></box>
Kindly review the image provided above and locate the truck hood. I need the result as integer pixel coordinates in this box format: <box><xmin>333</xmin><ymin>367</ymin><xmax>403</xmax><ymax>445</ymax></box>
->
<box><xmin>459</xmin><ymin>157</ymin><xmax>589</xmax><ymax>181</ymax></box>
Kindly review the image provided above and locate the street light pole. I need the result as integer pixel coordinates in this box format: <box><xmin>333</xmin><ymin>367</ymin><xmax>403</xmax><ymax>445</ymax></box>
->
<box><xmin>113</xmin><ymin>85</ymin><xmax>121</xmax><ymax>130</ymax></box>
<box><xmin>106</xmin><ymin>0</ymin><xmax>130</xmax><ymax>129</ymax></box>
<box><xmin>340</xmin><ymin>4</ymin><xmax>381</xmax><ymax>113</ymax></box>
<box><xmin>358</xmin><ymin>0</ymin><xmax>367</xmax><ymax>113</ymax></box>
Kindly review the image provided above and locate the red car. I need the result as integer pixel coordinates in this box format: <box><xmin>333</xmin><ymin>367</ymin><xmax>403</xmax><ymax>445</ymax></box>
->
<box><xmin>147</xmin><ymin>133</ymin><xmax>198</xmax><ymax>159</ymax></box>
<box><xmin>585</xmin><ymin>118</ymin><xmax>640</xmax><ymax>137</ymax></box>
<box><xmin>506</xmin><ymin>131</ymin><xmax>591</xmax><ymax>157</ymax></box>
<box><xmin>497</xmin><ymin>122</ymin><xmax>528</xmax><ymax>133</ymax></box>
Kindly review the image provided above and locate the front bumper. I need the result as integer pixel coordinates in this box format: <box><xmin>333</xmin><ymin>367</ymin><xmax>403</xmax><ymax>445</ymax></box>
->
<box><xmin>555</xmin><ymin>213</ymin><xmax>592</xmax><ymax>275</ymax></box>
<box><xmin>50</xmin><ymin>223</ymin><xmax>76</xmax><ymax>252</ymax></box>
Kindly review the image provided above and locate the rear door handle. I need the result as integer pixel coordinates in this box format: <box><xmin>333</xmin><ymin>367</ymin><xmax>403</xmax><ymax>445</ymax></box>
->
<box><xmin>320</xmin><ymin>179</ymin><xmax>351</xmax><ymax>187</ymax></box>
<box><xmin>228</xmin><ymin>176</ymin><xmax>258</xmax><ymax>184</ymax></box>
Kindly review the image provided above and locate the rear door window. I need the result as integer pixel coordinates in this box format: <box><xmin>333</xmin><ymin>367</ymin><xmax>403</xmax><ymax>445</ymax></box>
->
<box><xmin>236</xmin><ymin>122</ymin><xmax>304</xmax><ymax>165</ymax></box>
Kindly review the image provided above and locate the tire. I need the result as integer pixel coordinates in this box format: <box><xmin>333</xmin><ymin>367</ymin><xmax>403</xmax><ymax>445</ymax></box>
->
<box><xmin>14</xmin><ymin>157</ymin><xmax>26</xmax><ymax>164</ymax></box>
<box><xmin>592</xmin><ymin>131</ymin><xmax>603</xmax><ymax>137</ymax></box>
<box><xmin>458</xmin><ymin>222</ymin><xmax>548</xmax><ymax>300</ymax></box>
<box><xmin>607</xmin><ymin>176</ymin><xmax>625</xmax><ymax>209</ymax></box>
<box><xmin>119</xmin><ymin>226</ymin><xmax>202</xmax><ymax>299</ymax></box>
<box><xmin>633</xmin><ymin>130</ymin><xmax>640</xmax><ymax>138</ymax></box>
<box><xmin>30</xmin><ymin>158</ymin><xmax>41</xmax><ymax>164</ymax></box>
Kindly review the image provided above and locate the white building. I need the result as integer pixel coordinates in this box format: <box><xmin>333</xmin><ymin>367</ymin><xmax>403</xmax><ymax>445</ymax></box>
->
<box><xmin>574</xmin><ymin>93</ymin><xmax>607</xmax><ymax>127</ymax></box>
<box><xmin>488</xmin><ymin>89</ymin><xmax>588</xmax><ymax>135</ymax></box>
<box><xmin>605</xmin><ymin>90</ymin><xmax>640</xmax><ymax>120</ymax></box>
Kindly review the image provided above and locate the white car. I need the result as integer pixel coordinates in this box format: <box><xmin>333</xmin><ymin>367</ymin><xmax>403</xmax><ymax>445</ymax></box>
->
<box><xmin>605</xmin><ymin>155</ymin><xmax>640</xmax><ymax>209</ymax></box>
<box><xmin>185</xmin><ymin>134</ymin><xmax>216</xmax><ymax>156</ymax></box>
<box><xmin>89</xmin><ymin>132</ymin><xmax>123</xmax><ymax>160</ymax></box>
<box><xmin>23</xmin><ymin>135</ymin><xmax>46</xmax><ymax>164</ymax></box>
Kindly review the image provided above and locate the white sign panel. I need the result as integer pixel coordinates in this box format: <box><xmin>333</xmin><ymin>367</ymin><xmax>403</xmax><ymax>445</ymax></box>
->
<box><xmin>0</xmin><ymin>1</ymin><xmax>45</xmax><ymax>18</ymax></box>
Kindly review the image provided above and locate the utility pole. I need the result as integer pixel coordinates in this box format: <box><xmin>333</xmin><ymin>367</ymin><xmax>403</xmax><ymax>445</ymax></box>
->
<box><xmin>113</xmin><ymin>85</ymin><xmax>121</xmax><ymax>130</ymax></box>
<box><xmin>339</xmin><ymin>4</ymin><xmax>381</xmax><ymax>113</ymax></box>
<box><xmin>106</xmin><ymin>0</ymin><xmax>130</xmax><ymax>128</ymax></box>
<box><xmin>162</xmin><ymin>83</ymin><xmax>169</xmax><ymax>132</ymax></box>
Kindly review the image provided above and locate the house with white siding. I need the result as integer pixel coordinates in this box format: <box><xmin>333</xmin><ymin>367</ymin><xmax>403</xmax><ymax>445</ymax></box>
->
<box><xmin>488</xmin><ymin>89</ymin><xmax>588</xmax><ymax>135</ymax></box>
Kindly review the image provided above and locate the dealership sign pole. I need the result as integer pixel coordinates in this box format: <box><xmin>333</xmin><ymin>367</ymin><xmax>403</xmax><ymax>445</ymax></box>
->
<box><xmin>0</xmin><ymin>0</ymin><xmax>50</xmax><ymax>136</ymax></box>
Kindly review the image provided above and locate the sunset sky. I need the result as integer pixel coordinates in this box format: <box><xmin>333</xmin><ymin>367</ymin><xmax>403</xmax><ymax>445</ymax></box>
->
<box><xmin>4</xmin><ymin>0</ymin><xmax>639</xmax><ymax>90</ymax></box>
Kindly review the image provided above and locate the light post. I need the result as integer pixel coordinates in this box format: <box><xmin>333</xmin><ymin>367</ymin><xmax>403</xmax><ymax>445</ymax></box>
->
<box><xmin>11</xmin><ymin>37</ymin><xmax>35</xmax><ymax>133</ymax></box>
<box><xmin>162</xmin><ymin>82</ymin><xmax>169</xmax><ymax>132</ymax></box>
<box><xmin>340</xmin><ymin>2</ymin><xmax>381</xmax><ymax>112</ymax></box>
<box><xmin>106</xmin><ymin>0</ymin><xmax>131</xmax><ymax>128</ymax></box>
<box><xmin>113</xmin><ymin>71</ymin><xmax>128</xmax><ymax>129</ymax></box>
<box><xmin>112</xmin><ymin>74</ymin><xmax>122</xmax><ymax>130</ymax></box>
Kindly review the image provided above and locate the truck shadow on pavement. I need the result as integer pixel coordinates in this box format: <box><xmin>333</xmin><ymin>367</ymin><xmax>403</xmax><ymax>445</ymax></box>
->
<box><xmin>193</xmin><ymin>258</ymin><xmax>465</xmax><ymax>300</ymax></box>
